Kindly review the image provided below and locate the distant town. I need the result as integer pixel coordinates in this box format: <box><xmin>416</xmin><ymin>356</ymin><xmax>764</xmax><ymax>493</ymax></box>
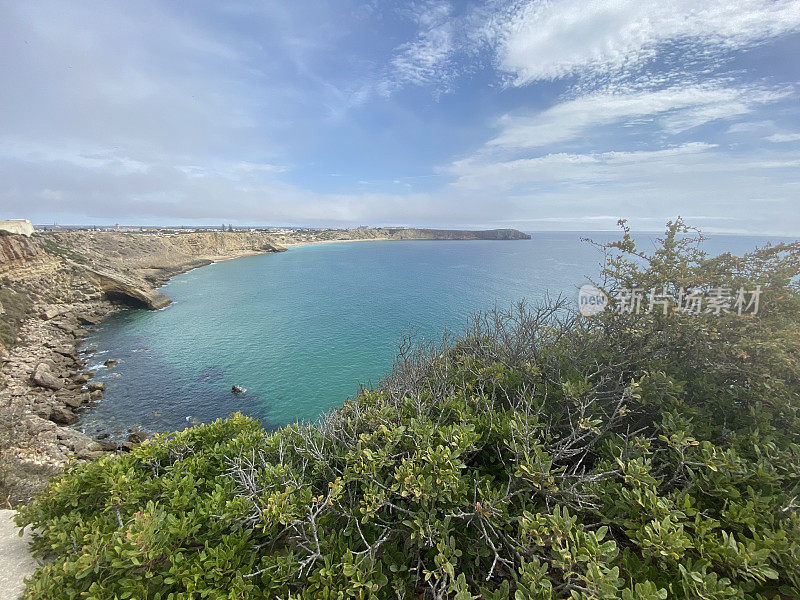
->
<box><xmin>31</xmin><ymin>223</ymin><xmax>405</xmax><ymax>236</ymax></box>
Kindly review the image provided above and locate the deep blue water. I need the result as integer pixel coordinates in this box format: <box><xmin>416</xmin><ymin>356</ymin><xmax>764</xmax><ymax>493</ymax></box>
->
<box><xmin>76</xmin><ymin>232</ymin><xmax>793</xmax><ymax>437</ymax></box>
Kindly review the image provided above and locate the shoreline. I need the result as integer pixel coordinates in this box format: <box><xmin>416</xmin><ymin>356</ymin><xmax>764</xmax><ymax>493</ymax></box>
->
<box><xmin>0</xmin><ymin>243</ymin><xmax>285</xmax><ymax>506</ymax></box>
<box><xmin>0</xmin><ymin>228</ymin><xmax>530</xmax><ymax>506</ymax></box>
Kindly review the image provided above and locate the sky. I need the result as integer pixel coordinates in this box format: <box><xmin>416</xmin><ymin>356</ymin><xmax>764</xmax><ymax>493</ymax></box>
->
<box><xmin>1</xmin><ymin>0</ymin><xmax>799</xmax><ymax>233</ymax></box>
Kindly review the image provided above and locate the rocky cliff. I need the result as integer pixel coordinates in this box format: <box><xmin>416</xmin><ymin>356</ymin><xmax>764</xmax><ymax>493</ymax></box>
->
<box><xmin>0</xmin><ymin>231</ymin><xmax>51</xmax><ymax>273</ymax></box>
<box><xmin>47</xmin><ymin>231</ymin><xmax>285</xmax><ymax>284</ymax></box>
<box><xmin>0</xmin><ymin>230</ymin><xmax>285</xmax><ymax>506</ymax></box>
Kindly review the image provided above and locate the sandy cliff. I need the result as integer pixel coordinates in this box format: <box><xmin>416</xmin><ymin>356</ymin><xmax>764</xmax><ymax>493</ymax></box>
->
<box><xmin>48</xmin><ymin>230</ymin><xmax>285</xmax><ymax>283</ymax></box>
<box><xmin>0</xmin><ymin>232</ymin><xmax>51</xmax><ymax>273</ymax></box>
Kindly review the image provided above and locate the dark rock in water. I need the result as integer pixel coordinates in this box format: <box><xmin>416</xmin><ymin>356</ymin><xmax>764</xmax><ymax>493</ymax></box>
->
<box><xmin>89</xmin><ymin>389</ymin><xmax>103</xmax><ymax>402</ymax></box>
<box><xmin>50</xmin><ymin>406</ymin><xmax>77</xmax><ymax>425</ymax></box>
<box><xmin>98</xmin><ymin>440</ymin><xmax>118</xmax><ymax>452</ymax></box>
<box><xmin>97</xmin><ymin>432</ymin><xmax>110</xmax><ymax>440</ymax></box>
<box><xmin>152</xmin><ymin>410</ymin><xmax>162</xmax><ymax>417</ymax></box>
<box><xmin>87</xmin><ymin>381</ymin><xmax>105</xmax><ymax>392</ymax></box>
<box><xmin>31</xmin><ymin>362</ymin><xmax>63</xmax><ymax>390</ymax></box>
<box><xmin>231</xmin><ymin>385</ymin><xmax>246</xmax><ymax>394</ymax></box>
<box><xmin>104</xmin><ymin>358</ymin><xmax>118</xmax><ymax>368</ymax></box>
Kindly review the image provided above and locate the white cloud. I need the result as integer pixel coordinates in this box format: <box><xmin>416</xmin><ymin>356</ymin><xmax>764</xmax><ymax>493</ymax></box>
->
<box><xmin>233</xmin><ymin>162</ymin><xmax>289</xmax><ymax>174</ymax></box>
<box><xmin>494</xmin><ymin>0</ymin><xmax>800</xmax><ymax>85</ymax></box>
<box><xmin>767</xmin><ymin>132</ymin><xmax>800</xmax><ymax>143</ymax></box>
<box><xmin>449</xmin><ymin>142</ymin><xmax>719</xmax><ymax>190</ymax></box>
<box><xmin>0</xmin><ymin>137</ymin><xmax>151</xmax><ymax>174</ymax></box>
<box><xmin>375</xmin><ymin>1</ymin><xmax>459</xmax><ymax>97</ymax></box>
<box><xmin>726</xmin><ymin>121</ymin><xmax>775</xmax><ymax>134</ymax></box>
<box><xmin>391</xmin><ymin>3</ymin><xmax>454</xmax><ymax>85</ymax></box>
<box><xmin>437</xmin><ymin>138</ymin><xmax>800</xmax><ymax>235</ymax></box>
<box><xmin>489</xmin><ymin>84</ymin><xmax>790</xmax><ymax>148</ymax></box>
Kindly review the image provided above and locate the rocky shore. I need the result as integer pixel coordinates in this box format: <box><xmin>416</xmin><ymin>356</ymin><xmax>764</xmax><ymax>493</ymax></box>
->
<box><xmin>0</xmin><ymin>230</ymin><xmax>286</xmax><ymax>506</ymax></box>
<box><xmin>0</xmin><ymin>227</ymin><xmax>530</xmax><ymax>507</ymax></box>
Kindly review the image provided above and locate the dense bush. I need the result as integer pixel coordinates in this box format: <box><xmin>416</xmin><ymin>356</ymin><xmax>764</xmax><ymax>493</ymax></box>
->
<box><xmin>17</xmin><ymin>221</ymin><xmax>800</xmax><ymax>599</ymax></box>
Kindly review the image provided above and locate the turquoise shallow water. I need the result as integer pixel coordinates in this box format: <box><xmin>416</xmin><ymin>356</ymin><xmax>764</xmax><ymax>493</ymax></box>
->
<box><xmin>77</xmin><ymin>232</ymin><xmax>792</xmax><ymax>437</ymax></box>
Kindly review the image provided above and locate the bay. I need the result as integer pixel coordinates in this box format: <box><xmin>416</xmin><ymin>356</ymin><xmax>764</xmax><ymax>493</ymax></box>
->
<box><xmin>77</xmin><ymin>232</ymin><xmax>791</xmax><ymax>436</ymax></box>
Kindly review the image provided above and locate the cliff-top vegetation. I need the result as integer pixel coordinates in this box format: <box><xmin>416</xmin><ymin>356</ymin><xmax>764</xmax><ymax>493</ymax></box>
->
<box><xmin>16</xmin><ymin>220</ymin><xmax>800</xmax><ymax>599</ymax></box>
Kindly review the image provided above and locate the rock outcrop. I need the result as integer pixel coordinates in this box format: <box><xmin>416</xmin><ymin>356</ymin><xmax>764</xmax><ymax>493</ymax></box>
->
<box><xmin>0</xmin><ymin>231</ymin><xmax>51</xmax><ymax>273</ymax></box>
<box><xmin>82</xmin><ymin>266</ymin><xmax>171</xmax><ymax>309</ymax></box>
<box><xmin>31</xmin><ymin>362</ymin><xmax>63</xmax><ymax>390</ymax></box>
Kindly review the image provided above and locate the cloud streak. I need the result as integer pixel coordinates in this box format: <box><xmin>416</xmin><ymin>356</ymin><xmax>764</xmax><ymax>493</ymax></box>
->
<box><xmin>488</xmin><ymin>83</ymin><xmax>791</xmax><ymax>149</ymax></box>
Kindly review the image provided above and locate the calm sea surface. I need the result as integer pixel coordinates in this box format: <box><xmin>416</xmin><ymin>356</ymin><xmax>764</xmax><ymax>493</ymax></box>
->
<box><xmin>77</xmin><ymin>232</ymin><xmax>793</xmax><ymax>436</ymax></box>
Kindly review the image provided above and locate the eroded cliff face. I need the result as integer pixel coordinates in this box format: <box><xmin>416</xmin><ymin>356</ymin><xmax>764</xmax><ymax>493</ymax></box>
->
<box><xmin>48</xmin><ymin>231</ymin><xmax>285</xmax><ymax>282</ymax></box>
<box><xmin>10</xmin><ymin>231</ymin><xmax>286</xmax><ymax>310</ymax></box>
<box><xmin>0</xmin><ymin>232</ymin><xmax>53</xmax><ymax>273</ymax></box>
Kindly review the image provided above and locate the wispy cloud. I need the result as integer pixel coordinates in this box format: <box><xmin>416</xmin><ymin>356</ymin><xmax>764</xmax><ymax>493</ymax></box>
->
<box><xmin>492</xmin><ymin>0</ymin><xmax>800</xmax><ymax>85</ymax></box>
<box><xmin>487</xmin><ymin>83</ymin><xmax>790</xmax><ymax>149</ymax></box>
<box><xmin>767</xmin><ymin>132</ymin><xmax>800</xmax><ymax>143</ymax></box>
<box><xmin>448</xmin><ymin>142</ymin><xmax>720</xmax><ymax>190</ymax></box>
<box><xmin>388</xmin><ymin>1</ymin><xmax>455</xmax><ymax>90</ymax></box>
<box><xmin>233</xmin><ymin>162</ymin><xmax>289</xmax><ymax>174</ymax></box>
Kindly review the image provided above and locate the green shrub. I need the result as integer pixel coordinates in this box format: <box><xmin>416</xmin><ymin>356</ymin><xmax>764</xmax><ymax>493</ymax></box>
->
<box><xmin>16</xmin><ymin>220</ymin><xmax>800</xmax><ymax>599</ymax></box>
<box><xmin>35</xmin><ymin>235</ymin><xmax>87</xmax><ymax>264</ymax></box>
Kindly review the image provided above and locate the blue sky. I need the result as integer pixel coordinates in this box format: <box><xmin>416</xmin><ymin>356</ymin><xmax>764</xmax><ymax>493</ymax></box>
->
<box><xmin>1</xmin><ymin>0</ymin><xmax>799</xmax><ymax>233</ymax></box>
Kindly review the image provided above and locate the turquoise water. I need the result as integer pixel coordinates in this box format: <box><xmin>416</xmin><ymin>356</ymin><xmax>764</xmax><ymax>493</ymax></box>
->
<box><xmin>77</xmin><ymin>233</ymin><xmax>792</xmax><ymax>437</ymax></box>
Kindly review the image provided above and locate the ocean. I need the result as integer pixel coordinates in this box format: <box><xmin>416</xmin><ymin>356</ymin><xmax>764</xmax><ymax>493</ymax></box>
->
<box><xmin>76</xmin><ymin>232</ymin><xmax>792</xmax><ymax>437</ymax></box>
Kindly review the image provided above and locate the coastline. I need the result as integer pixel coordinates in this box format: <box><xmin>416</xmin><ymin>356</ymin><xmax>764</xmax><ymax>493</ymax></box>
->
<box><xmin>280</xmin><ymin>237</ymin><xmax>393</xmax><ymax>248</ymax></box>
<box><xmin>0</xmin><ymin>240</ymin><xmax>286</xmax><ymax>506</ymax></box>
<box><xmin>0</xmin><ymin>228</ymin><xmax>529</xmax><ymax>506</ymax></box>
